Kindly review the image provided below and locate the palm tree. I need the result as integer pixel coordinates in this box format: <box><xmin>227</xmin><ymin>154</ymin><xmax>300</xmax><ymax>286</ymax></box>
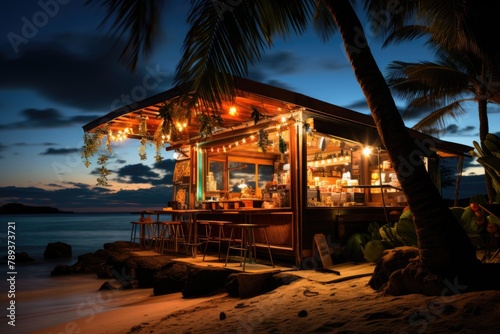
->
<box><xmin>386</xmin><ymin>47</ymin><xmax>500</xmax><ymax>202</ymax></box>
<box><xmin>88</xmin><ymin>0</ymin><xmax>500</xmax><ymax>293</ymax></box>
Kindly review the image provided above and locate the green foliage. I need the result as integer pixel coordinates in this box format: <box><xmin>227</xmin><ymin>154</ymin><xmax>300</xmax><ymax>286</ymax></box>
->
<box><xmin>82</xmin><ymin>130</ymin><xmax>105</xmax><ymax>168</ymax></box>
<box><xmin>153</xmin><ymin>120</ymin><xmax>166</xmax><ymax>163</ymax></box>
<box><xmin>472</xmin><ymin>133</ymin><xmax>500</xmax><ymax>195</ymax></box>
<box><xmin>81</xmin><ymin>126</ymin><xmax>112</xmax><ymax>186</ymax></box>
<box><xmin>362</xmin><ymin>240</ymin><xmax>386</xmax><ymax>262</ymax></box>
<box><xmin>198</xmin><ymin>113</ymin><xmax>224</xmax><ymax>138</ymax></box>
<box><xmin>96</xmin><ymin>154</ymin><xmax>111</xmax><ymax>187</ymax></box>
<box><xmin>279</xmin><ymin>134</ymin><xmax>287</xmax><ymax>154</ymax></box>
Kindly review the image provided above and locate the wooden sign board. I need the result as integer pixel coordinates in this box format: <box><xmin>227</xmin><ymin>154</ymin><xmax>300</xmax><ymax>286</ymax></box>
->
<box><xmin>313</xmin><ymin>233</ymin><xmax>333</xmax><ymax>267</ymax></box>
<box><xmin>313</xmin><ymin>234</ymin><xmax>341</xmax><ymax>275</ymax></box>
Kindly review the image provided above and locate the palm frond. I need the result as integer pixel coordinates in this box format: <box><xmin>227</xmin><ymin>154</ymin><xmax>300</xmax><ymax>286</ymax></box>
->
<box><xmin>410</xmin><ymin>101</ymin><xmax>467</xmax><ymax>134</ymax></box>
<box><xmin>313</xmin><ymin>0</ymin><xmax>338</xmax><ymax>42</ymax></box>
<box><xmin>387</xmin><ymin>60</ymin><xmax>475</xmax><ymax>105</ymax></box>
<box><xmin>174</xmin><ymin>0</ymin><xmax>314</xmax><ymax>109</ymax></box>
<box><xmin>86</xmin><ymin>0</ymin><xmax>165</xmax><ymax>71</ymax></box>
<box><xmin>382</xmin><ymin>25</ymin><xmax>431</xmax><ymax>48</ymax></box>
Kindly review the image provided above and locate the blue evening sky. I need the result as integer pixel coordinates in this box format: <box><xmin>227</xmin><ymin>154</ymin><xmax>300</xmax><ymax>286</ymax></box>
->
<box><xmin>0</xmin><ymin>1</ymin><xmax>496</xmax><ymax>212</ymax></box>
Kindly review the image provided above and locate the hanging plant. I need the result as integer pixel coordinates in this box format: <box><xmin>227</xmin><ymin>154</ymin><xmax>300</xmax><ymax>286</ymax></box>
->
<box><xmin>138</xmin><ymin>137</ymin><xmax>147</xmax><ymax>160</ymax></box>
<box><xmin>153</xmin><ymin>120</ymin><xmax>166</xmax><ymax>163</ymax></box>
<box><xmin>279</xmin><ymin>134</ymin><xmax>287</xmax><ymax>154</ymax></box>
<box><xmin>81</xmin><ymin>125</ymin><xmax>112</xmax><ymax>186</ymax></box>
<box><xmin>96</xmin><ymin>154</ymin><xmax>111</xmax><ymax>186</ymax></box>
<box><xmin>82</xmin><ymin>127</ymin><xmax>107</xmax><ymax>167</ymax></box>
<box><xmin>198</xmin><ymin>113</ymin><xmax>224</xmax><ymax>138</ymax></box>
<box><xmin>251</xmin><ymin>106</ymin><xmax>263</xmax><ymax>125</ymax></box>
<box><xmin>158</xmin><ymin>102</ymin><xmax>177</xmax><ymax>141</ymax></box>
<box><xmin>157</xmin><ymin>96</ymin><xmax>195</xmax><ymax>142</ymax></box>
<box><xmin>137</xmin><ymin>114</ymin><xmax>149</xmax><ymax>160</ymax></box>
<box><xmin>257</xmin><ymin>129</ymin><xmax>270</xmax><ymax>153</ymax></box>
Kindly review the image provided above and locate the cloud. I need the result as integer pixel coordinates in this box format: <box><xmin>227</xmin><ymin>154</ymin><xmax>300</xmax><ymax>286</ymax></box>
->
<box><xmin>110</xmin><ymin>159</ymin><xmax>175</xmax><ymax>186</ymax></box>
<box><xmin>256</xmin><ymin>51</ymin><xmax>347</xmax><ymax>76</ymax></box>
<box><xmin>259</xmin><ymin>51</ymin><xmax>302</xmax><ymax>75</ymax></box>
<box><xmin>40</xmin><ymin>147</ymin><xmax>80</xmax><ymax>155</ymax></box>
<box><xmin>0</xmin><ymin>108</ymin><xmax>99</xmax><ymax>130</ymax></box>
<box><xmin>444</xmin><ymin>124</ymin><xmax>476</xmax><ymax>136</ymax></box>
<box><xmin>0</xmin><ymin>35</ymin><xmax>173</xmax><ymax>112</ymax></box>
<box><xmin>13</xmin><ymin>142</ymin><xmax>57</xmax><ymax>146</ymax></box>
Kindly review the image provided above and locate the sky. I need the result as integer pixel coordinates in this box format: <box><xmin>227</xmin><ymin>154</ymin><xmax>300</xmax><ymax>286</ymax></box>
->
<box><xmin>0</xmin><ymin>1</ymin><xmax>497</xmax><ymax>212</ymax></box>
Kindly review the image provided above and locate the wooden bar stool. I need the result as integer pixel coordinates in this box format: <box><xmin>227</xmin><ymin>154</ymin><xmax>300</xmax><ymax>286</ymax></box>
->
<box><xmin>198</xmin><ymin>220</ymin><xmax>233</xmax><ymax>261</ymax></box>
<box><xmin>156</xmin><ymin>221</ymin><xmax>186</xmax><ymax>255</ymax></box>
<box><xmin>129</xmin><ymin>220</ymin><xmax>155</xmax><ymax>250</ymax></box>
<box><xmin>224</xmin><ymin>223</ymin><xmax>274</xmax><ymax>271</ymax></box>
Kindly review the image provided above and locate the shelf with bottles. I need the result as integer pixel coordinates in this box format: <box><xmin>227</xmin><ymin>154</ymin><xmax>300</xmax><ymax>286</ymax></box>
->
<box><xmin>307</xmin><ymin>151</ymin><xmax>351</xmax><ymax>168</ymax></box>
<box><xmin>369</xmin><ymin>161</ymin><xmax>400</xmax><ymax>192</ymax></box>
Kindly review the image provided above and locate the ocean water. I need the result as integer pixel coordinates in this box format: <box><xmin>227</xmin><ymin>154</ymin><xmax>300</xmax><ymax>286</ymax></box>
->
<box><xmin>0</xmin><ymin>213</ymin><xmax>171</xmax><ymax>333</ymax></box>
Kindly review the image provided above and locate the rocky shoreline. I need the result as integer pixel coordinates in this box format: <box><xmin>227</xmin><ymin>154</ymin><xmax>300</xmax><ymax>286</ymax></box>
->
<box><xmin>46</xmin><ymin>241</ymin><xmax>301</xmax><ymax>299</ymax></box>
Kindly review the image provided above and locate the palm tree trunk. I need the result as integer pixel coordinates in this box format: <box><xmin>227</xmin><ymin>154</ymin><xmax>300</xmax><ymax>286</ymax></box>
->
<box><xmin>326</xmin><ymin>0</ymin><xmax>478</xmax><ymax>271</ymax></box>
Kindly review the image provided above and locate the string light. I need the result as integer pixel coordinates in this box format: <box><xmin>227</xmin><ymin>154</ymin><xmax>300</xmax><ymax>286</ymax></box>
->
<box><xmin>108</xmin><ymin>127</ymin><xmax>132</xmax><ymax>141</ymax></box>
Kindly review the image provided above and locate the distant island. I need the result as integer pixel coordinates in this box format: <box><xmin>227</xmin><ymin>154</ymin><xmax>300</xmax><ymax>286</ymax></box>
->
<box><xmin>0</xmin><ymin>203</ymin><xmax>73</xmax><ymax>214</ymax></box>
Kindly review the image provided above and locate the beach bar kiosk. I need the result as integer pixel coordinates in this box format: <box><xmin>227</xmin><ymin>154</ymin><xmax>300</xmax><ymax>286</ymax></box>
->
<box><xmin>83</xmin><ymin>77</ymin><xmax>471</xmax><ymax>266</ymax></box>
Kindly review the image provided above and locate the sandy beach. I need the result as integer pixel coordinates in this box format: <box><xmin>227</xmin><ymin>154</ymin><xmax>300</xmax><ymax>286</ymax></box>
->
<box><xmin>25</xmin><ymin>266</ymin><xmax>500</xmax><ymax>334</ymax></box>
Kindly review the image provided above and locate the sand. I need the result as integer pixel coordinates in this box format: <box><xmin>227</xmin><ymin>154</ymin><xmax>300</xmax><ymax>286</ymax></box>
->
<box><xmin>33</xmin><ymin>273</ymin><xmax>500</xmax><ymax>334</ymax></box>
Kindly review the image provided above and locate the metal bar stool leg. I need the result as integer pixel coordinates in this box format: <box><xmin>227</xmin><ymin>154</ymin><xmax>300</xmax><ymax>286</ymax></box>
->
<box><xmin>242</xmin><ymin>227</ymin><xmax>249</xmax><ymax>272</ymax></box>
<box><xmin>224</xmin><ymin>227</ymin><xmax>235</xmax><ymax>267</ymax></box>
<box><xmin>262</xmin><ymin>227</ymin><xmax>275</xmax><ymax>267</ymax></box>
<box><xmin>129</xmin><ymin>222</ymin><xmax>139</xmax><ymax>250</ymax></box>
<box><xmin>217</xmin><ymin>224</ymin><xmax>224</xmax><ymax>261</ymax></box>
<box><xmin>202</xmin><ymin>223</ymin><xmax>211</xmax><ymax>261</ymax></box>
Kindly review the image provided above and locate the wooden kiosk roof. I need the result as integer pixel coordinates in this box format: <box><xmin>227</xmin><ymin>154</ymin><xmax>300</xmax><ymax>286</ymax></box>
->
<box><xmin>83</xmin><ymin>77</ymin><xmax>472</xmax><ymax>157</ymax></box>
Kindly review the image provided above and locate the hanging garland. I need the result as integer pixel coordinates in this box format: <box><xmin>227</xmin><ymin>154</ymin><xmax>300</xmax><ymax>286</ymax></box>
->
<box><xmin>279</xmin><ymin>134</ymin><xmax>287</xmax><ymax>154</ymax></box>
<box><xmin>137</xmin><ymin>115</ymin><xmax>149</xmax><ymax>160</ymax></box>
<box><xmin>81</xmin><ymin>126</ymin><xmax>113</xmax><ymax>186</ymax></box>
<box><xmin>199</xmin><ymin>113</ymin><xmax>224</xmax><ymax>138</ymax></box>
<box><xmin>96</xmin><ymin>154</ymin><xmax>111</xmax><ymax>186</ymax></box>
<box><xmin>257</xmin><ymin>128</ymin><xmax>271</xmax><ymax>153</ymax></box>
<box><xmin>153</xmin><ymin>120</ymin><xmax>166</xmax><ymax>163</ymax></box>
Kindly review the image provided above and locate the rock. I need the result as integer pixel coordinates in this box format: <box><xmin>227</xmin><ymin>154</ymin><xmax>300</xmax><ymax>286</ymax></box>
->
<box><xmin>267</xmin><ymin>272</ymin><xmax>302</xmax><ymax>289</ymax></box>
<box><xmin>153</xmin><ymin>262</ymin><xmax>190</xmax><ymax>296</ymax></box>
<box><xmin>368</xmin><ymin>246</ymin><xmax>419</xmax><ymax>291</ymax></box>
<box><xmin>182</xmin><ymin>265</ymin><xmax>232</xmax><ymax>298</ymax></box>
<box><xmin>11</xmin><ymin>252</ymin><xmax>34</xmax><ymax>263</ymax></box>
<box><xmin>70</xmin><ymin>252</ymin><xmax>108</xmax><ymax>274</ymax></box>
<box><xmin>51</xmin><ymin>264</ymin><xmax>72</xmax><ymax>275</ymax></box>
<box><xmin>103</xmin><ymin>241</ymin><xmax>131</xmax><ymax>251</ymax></box>
<box><xmin>125</xmin><ymin>255</ymin><xmax>174</xmax><ymax>288</ymax></box>
<box><xmin>386</xmin><ymin>261</ymin><xmax>445</xmax><ymax>296</ymax></box>
<box><xmin>225</xmin><ymin>271</ymin><xmax>283</xmax><ymax>298</ymax></box>
<box><xmin>44</xmin><ymin>241</ymin><xmax>72</xmax><ymax>259</ymax></box>
<box><xmin>225</xmin><ymin>274</ymin><xmax>239</xmax><ymax>297</ymax></box>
